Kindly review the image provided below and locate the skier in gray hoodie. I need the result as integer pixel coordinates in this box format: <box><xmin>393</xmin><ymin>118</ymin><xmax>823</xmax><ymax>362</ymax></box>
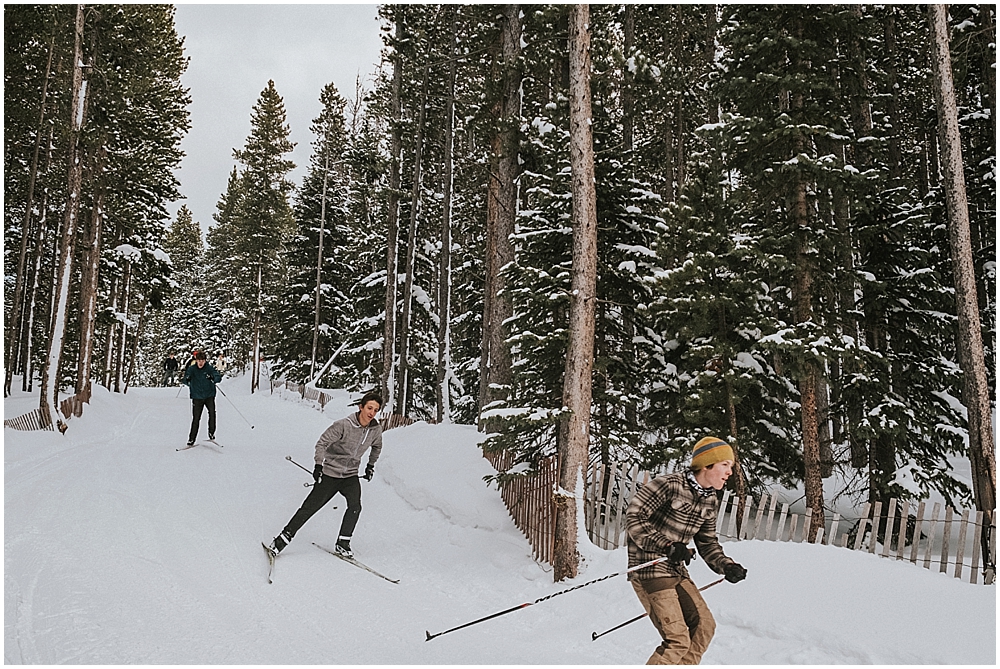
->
<box><xmin>268</xmin><ymin>392</ymin><xmax>383</xmax><ymax>558</ymax></box>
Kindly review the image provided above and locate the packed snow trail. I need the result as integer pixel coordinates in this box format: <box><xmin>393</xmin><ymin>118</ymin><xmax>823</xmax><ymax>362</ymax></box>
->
<box><xmin>4</xmin><ymin>378</ymin><xmax>995</xmax><ymax>664</ymax></box>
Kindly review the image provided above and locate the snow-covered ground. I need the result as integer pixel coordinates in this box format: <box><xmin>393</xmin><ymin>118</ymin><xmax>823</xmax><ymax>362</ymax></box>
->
<box><xmin>4</xmin><ymin>377</ymin><xmax>995</xmax><ymax>664</ymax></box>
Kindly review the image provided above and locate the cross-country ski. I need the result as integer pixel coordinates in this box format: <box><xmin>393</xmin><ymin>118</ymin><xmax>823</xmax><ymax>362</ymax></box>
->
<box><xmin>313</xmin><ymin>542</ymin><xmax>399</xmax><ymax>584</ymax></box>
<box><xmin>262</xmin><ymin>542</ymin><xmax>276</xmax><ymax>584</ymax></box>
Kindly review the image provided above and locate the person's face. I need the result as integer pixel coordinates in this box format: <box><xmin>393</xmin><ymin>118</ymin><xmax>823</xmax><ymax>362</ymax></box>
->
<box><xmin>196</xmin><ymin>359</ymin><xmax>206</xmax><ymax>368</ymax></box>
<box><xmin>699</xmin><ymin>460</ymin><xmax>733</xmax><ymax>490</ymax></box>
<box><xmin>359</xmin><ymin>400</ymin><xmax>380</xmax><ymax>423</ymax></box>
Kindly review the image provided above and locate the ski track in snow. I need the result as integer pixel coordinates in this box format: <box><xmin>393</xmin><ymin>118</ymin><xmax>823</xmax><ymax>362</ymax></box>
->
<box><xmin>4</xmin><ymin>379</ymin><xmax>996</xmax><ymax>664</ymax></box>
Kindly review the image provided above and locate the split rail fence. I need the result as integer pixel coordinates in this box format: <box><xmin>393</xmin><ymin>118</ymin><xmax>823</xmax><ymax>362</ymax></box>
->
<box><xmin>4</xmin><ymin>385</ymin><xmax>92</xmax><ymax>432</ymax></box>
<box><xmin>489</xmin><ymin>455</ymin><xmax>995</xmax><ymax>585</ymax></box>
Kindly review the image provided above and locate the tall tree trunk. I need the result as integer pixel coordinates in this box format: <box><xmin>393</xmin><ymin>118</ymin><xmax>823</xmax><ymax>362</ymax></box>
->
<box><xmin>123</xmin><ymin>298</ymin><xmax>148</xmax><ymax>394</ymax></box>
<box><xmin>724</xmin><ymin>370</ymin><xmax>748</xmax><ymax>535</ymax></box>
<box><xmin>251</xmin><ymin>263</ymin><xmax>262</xmax><ymax>393</ymax></box>
<box><xmin>928</xmin><ymin>3</ymin><xmax>996</xmax><ymax>582</ymax></box>
<box><xmin>788</xmin><ymin>34</ymin><xmax>825</xmax><ymax>538</ymax></box>
<box><xmin>883</xmin><ymin>8</ymin><xmax>903</xmax><ymax>180</ymax></box>
<box><xmin>6</xmin><ymin>30</ymin><xmax>55</xmax><ymax>397</ymax></box>
<box><xmin>554</xmin><ymin>4</ymin><xmax>599</xmax><ymax>582</ymax></box>
<box><xmin>39</xmin><ymin>3</ymin><xmax>86</xmax><ymax>430</ymax></box>
<box><xmin>622</xmin><ymin>4</ymin><xmax>635</xmax><ymax>153</ymax></box>
<box><xmin>436</xmin><ymin>8</ymin><xmax>458</xmax><ymax>424</ymax></box>
<box><xmin>114</xmin><ymin>262</ymin><xmax>133</xmax><ymax>394</ymax></box>
<box><xmin>705</xmin><ymin>5</ymin><xmax>718</xmax><ymax>124</ymax></box>
<box><xmin>396</xmin><ymin>64</ymin><xmax>429</xmax><ymax>416</ymax></box>
<box><xmin>310</xmin><ymin>150</ymin><xmax>330</xmax><ymax>382</ymax></box>
<box><xmin>101</xmin><ymin>275</ymin><xmax>119</xmax><ymax>389</ymax></box>
<box><xmin>477</xmin><ymin>5</ymin><xmax>520</xmax><ymax>431</ymax></box>
<box><xmin>381</xmin><ymin>11</ymin><xmax>404</xmax><ymax>411</ymax></box>
<box><xmin>75</xmin><ymin>163</ymin><xmax>105</xmax><ymax>397</ymax></box>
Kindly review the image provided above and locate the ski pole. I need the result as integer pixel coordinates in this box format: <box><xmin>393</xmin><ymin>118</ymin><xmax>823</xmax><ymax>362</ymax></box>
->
<box><xmin>590</xmin><ymin>576</ymin><xmax>726</xmax><ymax>641</ymax></box>
<box><xmin>425</xmin><ymin>555</ymin><xmax>677</xmax><ymax>642</ymax></box>
<box><xmin>286</xmin><ymin>456</ymin><xmax>316</xmax><ymax>487</ymax></box>
<box><xmin>217</xmin><ymin>386</ymin><xmax>255</xmax><ymax>429</ymax></box>
<box><xmin>285</xmin><ymin>456</ymin><xmax>337</xmax><ymax>497</ymax></box>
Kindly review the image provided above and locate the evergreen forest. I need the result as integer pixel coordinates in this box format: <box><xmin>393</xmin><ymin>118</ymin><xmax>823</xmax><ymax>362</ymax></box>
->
<box><xmin>4</xmin><ymin>4</ymin><xmax>995</xmax><ymax>554</ymax></box>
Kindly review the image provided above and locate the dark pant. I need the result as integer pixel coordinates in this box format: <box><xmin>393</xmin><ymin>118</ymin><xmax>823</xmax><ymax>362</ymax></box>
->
<box><xmin>283</xmin><ymin>474</ymin><xmax>362</xmax><ymax>541</ymax></box>
<box><xmin>188</xmin><ymin>397</ymin><xmax>216</xmax><ymax>442</ymax></box>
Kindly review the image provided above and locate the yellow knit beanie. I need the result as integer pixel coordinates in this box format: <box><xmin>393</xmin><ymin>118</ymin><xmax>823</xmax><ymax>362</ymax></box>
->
<box><xmin>691</xmin><ymin>436</ymin><xmax>734</xmax><ymax>470</ymax></box>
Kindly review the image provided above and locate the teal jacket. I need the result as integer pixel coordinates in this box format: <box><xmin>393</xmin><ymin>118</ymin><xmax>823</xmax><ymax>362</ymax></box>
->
<box><xmin>183</xmin><ymin>362</ymin><xmax>222</xmax><ymax>399</ymax></box>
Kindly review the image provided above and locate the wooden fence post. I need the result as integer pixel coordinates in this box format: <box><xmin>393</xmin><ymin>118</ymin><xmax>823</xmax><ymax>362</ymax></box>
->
<box><xmin>922</xmin><ymin>502</ymin><xmax>941</xmax><ymax>570</ymax></box>
<box><xmin>853</xmin><ymin>502</ymin><xmax>871</xmax><ymax>551</ymax></box>
<box><xmin>940</xmin><ymin>506</ymin><xmax>953</xmax><ymax>574</ymax></box>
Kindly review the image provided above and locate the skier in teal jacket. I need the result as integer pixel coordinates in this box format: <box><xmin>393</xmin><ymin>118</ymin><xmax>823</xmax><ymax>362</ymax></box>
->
<box><xmin>182</xmin><ymin>351</ymin><xmax>222</xmax><ymax>446</ymax></box>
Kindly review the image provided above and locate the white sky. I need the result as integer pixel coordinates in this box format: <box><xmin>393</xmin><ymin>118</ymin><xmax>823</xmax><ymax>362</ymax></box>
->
<box><xmin>169</xmin><ymin>4</ymin><xmax>385</xmax><ymax>235</ymax></box>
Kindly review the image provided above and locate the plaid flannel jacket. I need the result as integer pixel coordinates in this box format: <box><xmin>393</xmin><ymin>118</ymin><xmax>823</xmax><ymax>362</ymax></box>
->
<box><xmin>625</xmin><ymin>471</ymin><xmax>733</xmax><ymax>582</ymax></box>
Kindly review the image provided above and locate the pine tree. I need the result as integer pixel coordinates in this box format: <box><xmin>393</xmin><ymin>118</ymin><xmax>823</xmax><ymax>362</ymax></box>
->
<box><xmin>229</xmin><ymin>80</ymin><xmax>296</xmax><ymax>392</ymax></box>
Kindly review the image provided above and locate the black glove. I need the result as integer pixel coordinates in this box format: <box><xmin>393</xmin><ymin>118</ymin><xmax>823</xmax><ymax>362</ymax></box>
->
<box><xmin>666</xmin><ymin>541</ymin><xmax>695</xmax><ymax>565</ymax></box>
<box><xmin>723</xmin><ymin>561</ymin><xmax>747</xmax><ymax>583</ymax></box>
<box><xmin>312</xmin><ymin>464</ymin><xmax>323</xmax><ymax>483</ymax></box>
<box><xmin>363</xmin><ymin>463</ymin><xmax>375</xmax><ymax>481</ymax></box>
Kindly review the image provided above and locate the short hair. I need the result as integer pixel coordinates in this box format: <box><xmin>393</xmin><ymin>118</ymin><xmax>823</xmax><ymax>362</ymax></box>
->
<box><xmin>195</xmin><ymin>351</ymin><xmax>207</xmax><ymax>361</ymax></box>
<box><xmin>359</xmin><ymin>391</ymin><xmax>383</xmax><ymax>409</ymax></box>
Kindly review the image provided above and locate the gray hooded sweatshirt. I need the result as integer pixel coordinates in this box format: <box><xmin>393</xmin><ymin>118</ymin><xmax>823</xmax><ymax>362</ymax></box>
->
<box><xmin>313</xmin><ymin>412</ymin><xmax>383</xmax><ymax>478</ymax></box>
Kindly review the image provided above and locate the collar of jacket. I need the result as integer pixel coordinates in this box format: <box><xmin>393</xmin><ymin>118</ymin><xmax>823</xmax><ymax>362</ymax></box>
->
<box><xmin>685</xmin><ymin>469</ymin><xmax>716</xmax><ymax>498</ymax></box>
<box><xmin>349</xmin><ymin>412</ymin><xmax>380</xmax><ymax>429</ymax></box>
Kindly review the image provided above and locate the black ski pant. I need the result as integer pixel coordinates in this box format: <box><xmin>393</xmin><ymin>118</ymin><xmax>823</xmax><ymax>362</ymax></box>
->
<box><xmin>188</xmin><ymin>397</ymin><xmax>216</xmax><ymax>443</ymax></box>
<box><xmin>283</xmin><ymin>474</ymin><xmax>362</xmax><ymax>541</ymax></box>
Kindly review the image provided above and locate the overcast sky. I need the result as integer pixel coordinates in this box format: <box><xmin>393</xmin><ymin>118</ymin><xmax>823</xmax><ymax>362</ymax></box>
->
<box><xmin>170</xmin><ymin>4</ymin><xmax>385</xmax><ymax>234</ymax></box>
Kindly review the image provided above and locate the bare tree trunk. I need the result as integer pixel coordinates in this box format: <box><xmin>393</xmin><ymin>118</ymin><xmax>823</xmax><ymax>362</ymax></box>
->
<box><xmin>6</xmin><ymin>30</ymin><xmax>55</xmax><ymax>397</ymax></box>
<box><xmin>788</xmin><ymin>31</ymin><xmax>825</xmax><ymax>538</ymax></box>
<box><xmin>622</xmin><ymin>4</ymin><xmax>635</xmax><ymax>153</ymax></box>
<box><xmin>724</xmin><ymin>370</ymin><xmax>748</xmax><ymax>535</ymax></box>
<box><xmin>883</xmin><ymin>8</ymin><xmax>903</xmax><ymax>180</ymax></box>
<box><xmin>554</xmin><ymin>4</ymin><xmax>599</xmax><ymax>582</ymax></box>
<box><xmin>705</xmin><ymin>5</ymin><xmax>718</xmax><ymax>125</ymax></box>
<box><xmin>478</xmin><ymin>5</ymin><xmax>520</xmax><ymax>431</ymax></box>
<box><xmin>123</xmin><ymin>298</ymin><xmax>148</xmax><ymax>393</ymax></box>
<box><xmin>75</xmin><ymin>168</ymin><xmax>105</xmax><ymax>397</ymax></box>
<box><xmin>928</xmin><ymin>3</ymin><xmax>996</xmax><ymax>581</ymax></box>
<box><xmin>381</xmin><ymin>11</ymin><xmax>404</xmax><ymax>410</ymax></box>
<box><xmin>436</xmin><ymin>8</ymin><xmax>458</xmax><ymax>424</ymax></box>
<box><xmin>310</xmin><ymin>150</ymin><xmax>330</xmax><ymax>381</ymax></box>
<box><xmin>101</xmin><ymin>275</ymin><xmax>119</xmax><ymax>389</ymax></box>
<box><xmin>251</xmin><ymin>263</ymin><xmax>262</xmax><ymax>393</ymax></box>
<box><xmin>396</xmin><ymin>64</ymin><xmax>429</xmax><ymax>416</ymax></box>
<box><xmin>39</xmin><ymin>3</ymin><xmax>86</xmax><ymax>430</ymax></box>
<box><xmin>114</xmin><ymin>263</ymin><xmax>133</xmax><ymax>394</ymax></box>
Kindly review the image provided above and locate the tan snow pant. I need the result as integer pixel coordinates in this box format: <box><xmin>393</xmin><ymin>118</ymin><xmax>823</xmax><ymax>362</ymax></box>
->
<box><xmin>631</xmin><ymin>577</ymin><xmax>716</xmax><ymax>665</ymax></box>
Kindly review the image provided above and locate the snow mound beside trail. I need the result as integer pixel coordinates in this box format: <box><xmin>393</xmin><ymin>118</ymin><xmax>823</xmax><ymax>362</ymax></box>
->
<box><xmin>380</xmin><ymin>421</ymin><xmax>511</xmax><ymax>531</ymax></box>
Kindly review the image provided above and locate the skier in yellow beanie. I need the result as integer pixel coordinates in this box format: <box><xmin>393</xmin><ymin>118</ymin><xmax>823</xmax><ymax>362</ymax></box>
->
<box><xmin>624</xmin><ymin>436</ymin><xmax>746</xmax><ymax>664</ymax></box>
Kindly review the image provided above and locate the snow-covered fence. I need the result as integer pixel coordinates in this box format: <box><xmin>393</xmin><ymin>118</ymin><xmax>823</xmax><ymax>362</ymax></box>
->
<box><xmin>584</xmin><ymin>462</ymin><xmax>996</xmax><ymax>586</ymax></box>
<box><xmin>484</xmin><ymin>449</ymin><xmax>560</xmax><ymax>565</ymax></box>
<box><xmin>714</xmin><ymin>492</ymin><xmax>996</xmax><ymax>585</ymax></box>
<box><xmin>4</xmin><ymin>385</ymin><xmax>92</xmax><ymax>432</ymax></box>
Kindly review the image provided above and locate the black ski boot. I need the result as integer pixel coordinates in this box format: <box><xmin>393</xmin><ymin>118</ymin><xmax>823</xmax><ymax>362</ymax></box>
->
<box><xmin>268</xmin><ymin>531</ymin><xmax>292</xmax><ymax>555</ymax></box>
<box><xmin>335</xmin><ymin>537</ymin><xmax>353</xmax><ymax>558</ymax></box>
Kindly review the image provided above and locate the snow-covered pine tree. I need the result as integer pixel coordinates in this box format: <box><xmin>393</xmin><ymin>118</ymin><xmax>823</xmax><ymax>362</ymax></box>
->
<box><xmin>227</xmin><ymin>80</ymin><xmax>296</xmax><ymax>392</ymax></box>
<box><xmin>271</xmin><ymin>83</ymin><xmax>352</xmax><ymax>384</ymax></box>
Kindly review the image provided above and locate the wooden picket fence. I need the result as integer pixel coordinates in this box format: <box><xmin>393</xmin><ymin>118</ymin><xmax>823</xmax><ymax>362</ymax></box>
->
<box><xmin>484</xmin><ymin>449</ymin><xmax>560</xmax><ymax>565</ymax></box>
<box><xmin>583</xmin><ymin>459</ymin><xmax>996</xmax><ymax>585</ymax></box>
<box><xmin>4</xmin><ymin>385</ymin><xmax>92</xmax><ymax>432</ymax></box>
